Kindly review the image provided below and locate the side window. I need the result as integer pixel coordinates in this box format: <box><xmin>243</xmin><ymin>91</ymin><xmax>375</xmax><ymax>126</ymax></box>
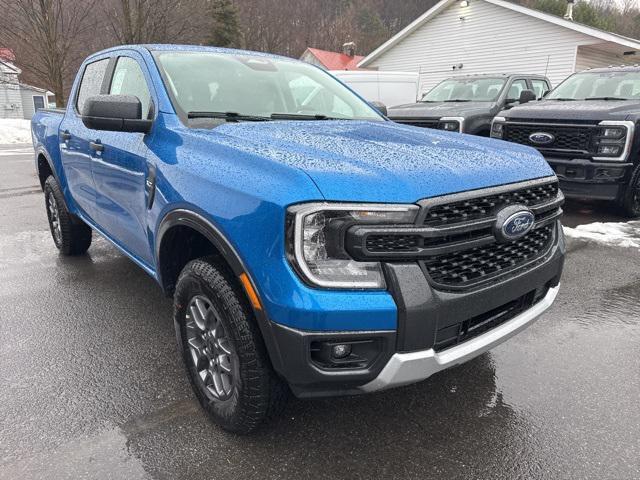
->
<box><xmin>109</xmin><ymin>57</ymin><xmax>152</xmax><ymax>119</ymax></box>
<box><xmin>76</xmin><ymin>59</ymin><xmax>110</xmax><ymax>114</ymax></box>
<box><xmin>507</xmin><ymin>79</ymin><xmax>528</xmax><ymax>101</ymax></box>
<box><xmin>531</xmin><ymin>79</ymin><xmax>550</xmax><ymax>99</ymax></box>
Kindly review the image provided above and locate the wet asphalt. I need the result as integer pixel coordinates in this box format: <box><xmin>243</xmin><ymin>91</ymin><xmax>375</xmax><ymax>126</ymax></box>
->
<box><xmin>0</xmin><ymin>144</ymin><xmax>639</xmax><ymax>480</ymax></box>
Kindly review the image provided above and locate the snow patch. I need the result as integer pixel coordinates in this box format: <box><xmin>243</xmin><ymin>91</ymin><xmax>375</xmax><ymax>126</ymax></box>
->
<box><xmin>0</xmin><ymin>118</ymin><xmax>32</xmax><ymax>144</ymax></box>
<box><xmin>564</xmin><ymin>221</ymin><xmax>640</xmax><ymax>249</ymax></box>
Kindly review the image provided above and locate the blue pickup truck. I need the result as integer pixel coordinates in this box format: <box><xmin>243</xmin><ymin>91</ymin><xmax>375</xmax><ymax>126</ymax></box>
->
<box><xmin>32</xmin><ymin>44</ymin><xmax>565</xmax><ymax>433</ymax></box>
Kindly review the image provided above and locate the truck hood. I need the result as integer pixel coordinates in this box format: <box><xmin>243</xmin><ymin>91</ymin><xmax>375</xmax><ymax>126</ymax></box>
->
<box><xmin>504</xmin><ymin>99</ymin><xmax>640</xmax><ymax>122</ymax></box>
<box><xmin>388</xmin><ymin>101</ymin><xmax>494</xmax><ymax>118</ymax></box>
<box><xmin>200</xmin><ymin>120</ymin><xmax>553</xmax><ymax>203</ymax></box>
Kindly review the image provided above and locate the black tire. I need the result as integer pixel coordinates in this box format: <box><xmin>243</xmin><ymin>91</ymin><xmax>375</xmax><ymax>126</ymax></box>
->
<box><xmin>174</xmin><ymin>258</ymin><xmax>288</xmax><ymax>433</ymax></box>
<box><xmin>43</xmin><ymin>176</ymin><xmax>92</xmax><ymax>255</ymax></box>
<box><xmin>617</xmin><ymin>165</ymin><xmax>640</xmax><ymax>218</ymax></box>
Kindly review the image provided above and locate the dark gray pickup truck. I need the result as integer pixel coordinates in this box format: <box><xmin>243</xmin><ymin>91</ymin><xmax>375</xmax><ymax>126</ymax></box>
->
<box><xmin>389</xmin><ymin>74</ymin><xmax>551</xmax><ymax>136</ymax></box>
<box><xmin>492</xmin><ymin>66</ymin><xmax>640</xmax><ymax>217</ymax></box>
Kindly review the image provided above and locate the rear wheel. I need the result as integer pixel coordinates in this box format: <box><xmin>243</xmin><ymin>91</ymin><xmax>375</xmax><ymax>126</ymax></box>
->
<box><xmin>174</xmin><ymin>258</ymin><xmax>287</xmax><ymax>433</ymax></box>
<box><xmin>44</xmin><ymin>176</ymin><xmax>92</xmax><ymax>255</ymax></box>
<box><xmin>617</xmin><ymin>165</ymin><xmax>640</xmax><ymax>218</ymax></box>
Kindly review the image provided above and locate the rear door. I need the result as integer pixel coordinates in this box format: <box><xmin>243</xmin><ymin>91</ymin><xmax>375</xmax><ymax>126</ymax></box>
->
<box><xmin>59</xmin><ymin>57</ymin><xmax>112</xmax><ymax>221</ymax></box>
<box><xmin>90</xmin><ymin>53</ymin><xmax>156</xmax><ymax>267</ymax></box>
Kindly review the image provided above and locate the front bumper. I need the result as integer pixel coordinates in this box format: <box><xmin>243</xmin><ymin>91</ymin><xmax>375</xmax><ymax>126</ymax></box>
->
<box><xmin>360</xmin><ymin>285</ymin><xmax>559</xmax><ymax>392</ymax></box>
<box><xmin>264</xmin><ymin>223</ymin><xmax>564</xmax><ymax>398</ymax></box>
<box><xmin>546</xmin><ymin>157</ymin><xmax>633</xmax><ymax>200</ymax></box>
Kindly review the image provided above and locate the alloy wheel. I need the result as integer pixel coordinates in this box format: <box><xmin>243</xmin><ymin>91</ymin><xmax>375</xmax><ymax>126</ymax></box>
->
<box><xmin>47</xmin><ymin>193</ymin><xmax>62</xmax><ymax>245</ymax></box>
<box><xmin>186</xmin><ymin>295</ymin><xmax>236</xmax><ymax>401</ymax></box>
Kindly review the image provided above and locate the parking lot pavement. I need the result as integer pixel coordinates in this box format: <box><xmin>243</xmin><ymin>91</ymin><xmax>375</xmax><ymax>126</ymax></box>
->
<box><xmin>1</xmin><ymin>144</ymin><xmax>639</xmax><ymax>480</ymax></box>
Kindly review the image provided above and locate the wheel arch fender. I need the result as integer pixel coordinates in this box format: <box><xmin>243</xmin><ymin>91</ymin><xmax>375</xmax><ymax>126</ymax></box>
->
<box><xmin>155</xmin><ymin>208</ymin><xmax>287</xmax><ymax>375</ymax></box>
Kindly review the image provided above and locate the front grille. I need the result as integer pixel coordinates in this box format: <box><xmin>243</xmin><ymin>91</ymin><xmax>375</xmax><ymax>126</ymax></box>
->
<box><xmin>422</xmin><ymin>224</ymin><xmax>554</xmax><ymax>287</ymax></box>
<box><xmin>423</xmin><ymin>182</ymin><xmax>558</xmax><ymax>226</ymax></box>
<box><xmin>503</xmin><ymin>123</ymin><xmax>594</xmax><ymax>156</ymax></box>
<box><xmin>345</xmin><ymin>179</ymin><xmax>563</xmax><ymax>290</ymax></box>
<box><xmin>433</xmin><ymin>289</ymin><xmax>545</xmax><ymax>352</ymax></box>
<box><xmin>393</xmin><ymin>118</ymin><xmax>440</xmax><ymax>129</ymax></box>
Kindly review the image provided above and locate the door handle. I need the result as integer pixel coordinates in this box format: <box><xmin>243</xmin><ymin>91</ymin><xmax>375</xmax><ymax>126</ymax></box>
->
<box><xmin>89</xmin><ymin>141</ymin><xmax>104</xmax><ymax>152</ymax></box>
<box><xmin>60</xmin><ymin>131</ymin><xmax>71</xmax><ymax>141</ymax></box>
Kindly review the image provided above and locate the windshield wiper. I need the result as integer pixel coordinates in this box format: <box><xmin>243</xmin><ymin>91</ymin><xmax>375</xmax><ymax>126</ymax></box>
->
<box><xmin>584</xmin><ymin>97</ymin><xmax>628</xmax><ymax>101</ymax></box>
<box><xmin>270</xmin><ymin>113</ymin><xmax>341</xmax><ymax>120</ymax></box>
<box><xmin>187</xmin><ymin>111</ymin><xmax>271</xmax><ymax>121</ymax></box>
<box><xmin>550</xmin><ymin>98</ymin><xmax>576</xmax><ymax>101</ymax></box>
<box><xmin>443</xmin><ymin>99</ymin><xmax>472</xmax><ymax>102</ymax></box>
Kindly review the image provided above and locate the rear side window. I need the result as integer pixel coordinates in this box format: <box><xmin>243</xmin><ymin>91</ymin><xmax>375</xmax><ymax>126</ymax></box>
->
<box><xmin>76</xmin><ymin>59</ymin><xmax>110</xmax><ymax>114</ymax></box>
<box><xmin>531</xmin><ymin>79</ymin><xmax>550</xmax><ymax>99</ymax></box>
<box><xmin>109</xmin><ymin>57</ymin><xmax>152</xmax><ymax>119</ymax></box>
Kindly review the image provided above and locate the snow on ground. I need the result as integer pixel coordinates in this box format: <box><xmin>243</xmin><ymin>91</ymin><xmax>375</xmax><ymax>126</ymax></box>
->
<box><xmin>0</xmin><ymin>118</ymin><xmax>32</xmax><ymax>144</ymax></box>
<box><xmin>564</xmin><ymin>221</ymin><xmax>640</xmax><ymax>249</ymax></box>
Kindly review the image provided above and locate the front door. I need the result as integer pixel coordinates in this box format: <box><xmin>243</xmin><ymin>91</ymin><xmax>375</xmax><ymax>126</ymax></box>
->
<box><xmin>90</xmin><ymin>54</ymin><xmax>156</xmax><ymax>267</ymax></box>
<box><xmin>59</xmin><ymin>57</ymin><xmax>111</xmax><ymax>222</ymax></box>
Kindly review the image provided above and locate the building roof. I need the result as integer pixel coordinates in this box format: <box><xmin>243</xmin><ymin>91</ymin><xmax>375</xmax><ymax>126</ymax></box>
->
<box><xmin>0</xmin><ymin>48</ymin><xmax>15</xmax><ymax>62</ymax></box>
<box><xmin>19</xmin><ymin>82</ymin><xmax>53</xmax><ymax>94</ymax></box>
<box><xmin>359</xmin><ymin>0</ymin><xmax>640</xmax><ymax>68</ymax></box>
<box><xmin>303</xmin><ymin>47</ymin><xmax>365</xmax><ymax>70</ymax></box>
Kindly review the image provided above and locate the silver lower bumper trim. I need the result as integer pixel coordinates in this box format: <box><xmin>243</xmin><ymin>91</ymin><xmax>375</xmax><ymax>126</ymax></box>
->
<box><xmin>360</xmin><ymin>285</ymin><xmax>560</xmax><ymax>392</ymax></box>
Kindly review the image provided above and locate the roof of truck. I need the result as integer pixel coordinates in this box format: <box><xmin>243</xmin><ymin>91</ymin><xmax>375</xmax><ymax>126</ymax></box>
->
<box><xmin>584</xmin><ymin>65</ymin><xmax>640</xmax><ymax>73</ymax></box>
<box><xmin>86</xmin><ymin>44</ymin><xmax>293</xmax><ymax>62</ymax></box>
<box><xmin>446</xmin><ymin>73</ymin><xmax>549</xmax><ymax>79</ymax></box>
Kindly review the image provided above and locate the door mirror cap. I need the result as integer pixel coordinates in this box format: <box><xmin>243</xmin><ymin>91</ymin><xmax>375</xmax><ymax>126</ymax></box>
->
<box><xmin>370</xmin><ymin>101</ymin><xmax>388</xmax><ymax>117</ymax></box>
<box><xmin>518</xmin><ymin>89</ymin><xmax>537</xmax><ymax>105</ymax></box>
<box><xmin>81</xmin><ymin>94</ymin><xmax>152</xmax><ymax>133</ymax></box>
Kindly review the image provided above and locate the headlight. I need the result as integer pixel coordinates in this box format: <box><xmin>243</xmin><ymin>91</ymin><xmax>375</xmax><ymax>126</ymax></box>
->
<box><xmin>597</xmin><ymin>144</ymin><xmax>621</xmax><ymax>156</ymax></box>
<box><xmin>601</xmin><ymin>127</ymin><xmax>624</xmax><ymax>139</ymax></box>
<box><xmin>491</xmin><ymin>117</ymin><xmax>505</xmax><ymax>139</ymax></box>
<box><xmin>286</xmin><ymin>203</ymin><xmax>419</xmax><ymax>289</ymax></box>
<box><xmin>437</xmin><ymin>117</ymin><xmax>463</xmax><ymax>132</ymax></box>
<box><xmin>593</xmin><ymin>121</ymin><xmax>633</xmax><ymax>161</ymax></box>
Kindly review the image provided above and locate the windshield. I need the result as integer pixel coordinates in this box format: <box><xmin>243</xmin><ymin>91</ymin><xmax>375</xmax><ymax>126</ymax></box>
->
<box><xmin>153</xmin><ymin>51</ymin><xmax>383</xmax><ymax>124</ymax></box>
<box><xmin>546</xmin><ymin>70</ymin><xmax>640</xmax><ymax>100</ymax></box>
<box><xmin>422</xmin><ymin>77</ymin><xmax>506</xmax><ymax>102</ymax></box>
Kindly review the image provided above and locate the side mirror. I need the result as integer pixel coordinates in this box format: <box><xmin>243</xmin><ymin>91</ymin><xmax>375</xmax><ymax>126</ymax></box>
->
<box><xmin>370</xmin><ymin>101</ymin><xmax>388</xmax><ymax>117</ymax></box>
<box><xmin>81</xmin><ymin>94</ymin><xmax>152</xmax><ymax>133</ymax></box>
<box><xmin>518</xmin><ymin>89</ymin><xmax>537</xmax><ymax>105</ymax></box>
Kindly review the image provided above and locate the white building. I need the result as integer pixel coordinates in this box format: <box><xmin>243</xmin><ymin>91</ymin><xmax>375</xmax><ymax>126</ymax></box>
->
<box><xmin>358</xmin><ymin>0</ymin><xmax>640</xmax><ymax>96</ymax></box>
<box><xmin>1</xmin><ymin>54</ymin><xmax>54</xmax><ymax>120</ymax></box>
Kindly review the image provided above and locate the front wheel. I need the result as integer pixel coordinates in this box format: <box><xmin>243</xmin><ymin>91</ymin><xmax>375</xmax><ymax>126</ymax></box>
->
<box><xmin>174</xmin><ymin>258</ymin><xmax>288</xmax><ymax>433</ymax></box>
<box><xmin>43</xmin><ymin>176</ymin><xmax>92</xmax><ymax>255</ymax></box>
<box><xmin>617</xmin><ymin>165</ymin><xmax>640</xmax><ymax>218</ymax></box>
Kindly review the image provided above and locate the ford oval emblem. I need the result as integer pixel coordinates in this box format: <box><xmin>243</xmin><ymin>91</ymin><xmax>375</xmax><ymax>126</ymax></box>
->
<box><xmin>494</xmin><ymin>205</ymin><xmax>535</xmax><ymax>242</ymax></box>
<box><xmin>528</xmin><ymin>132</ymin><xmax>555</xmax><ymax>145</ymax></box>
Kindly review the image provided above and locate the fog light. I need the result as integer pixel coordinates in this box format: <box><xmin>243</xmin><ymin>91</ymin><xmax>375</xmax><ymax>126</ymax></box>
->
<box><xmin>331</xmin><ymin>344</ymin><xmax>352</xmax><ymax>359</ymax></box>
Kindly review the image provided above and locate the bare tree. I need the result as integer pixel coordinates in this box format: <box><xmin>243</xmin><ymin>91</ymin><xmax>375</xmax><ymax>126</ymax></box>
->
<box><xmin>0</xmin><ymin>0</ymin><xmax>97</xmax><ymax>106</ymax></box>
<box><xmin>105</xmin><ymin>0</ymin><xmax>202</xmax><ymax>44</ymax></box>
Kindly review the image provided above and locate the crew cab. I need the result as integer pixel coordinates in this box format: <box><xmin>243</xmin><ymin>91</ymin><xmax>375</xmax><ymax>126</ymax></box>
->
<box><xmin>492</xmin><ymin>66</ymin><xmax>640</xmax><ymax>217</ymax></box>
<box><xmin>32</xmin><ymin>45</ymin><xmax>564</xmax><ymax>433</ymax></box>
<box><xmin>388</xmin><ymin>73</ymin><xmax>550</xmax><ymax>136</ymax></box>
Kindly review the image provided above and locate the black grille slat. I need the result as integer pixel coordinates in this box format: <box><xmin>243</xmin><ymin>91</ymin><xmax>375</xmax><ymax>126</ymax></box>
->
<box><xmin>422</xmin><ymin>225</ymin><xmax>554</xmax><ymax>287</ymax></box>
<box><xmin>393</xmin><ymin>119</ymin><xmax>440</xmax><ymax>129</ymax></box>
<box><xmin>503</xmin><ymin>124</ymin><xmax>594</xmax><ymax>155</ymax></box>
<box><xmin>423</xmin><ymin>182</ymin><xmax>558</xmax><ymax>227</ymax></box>
<box><xmin>433</xmin><ymin>290</ymin><xmax>542</xmax><ymax>351</ymax></box>
<box><xmin>366</xmin><ymin>234</ymin><xmax>420</xmax><ymax>252</ymax></box>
